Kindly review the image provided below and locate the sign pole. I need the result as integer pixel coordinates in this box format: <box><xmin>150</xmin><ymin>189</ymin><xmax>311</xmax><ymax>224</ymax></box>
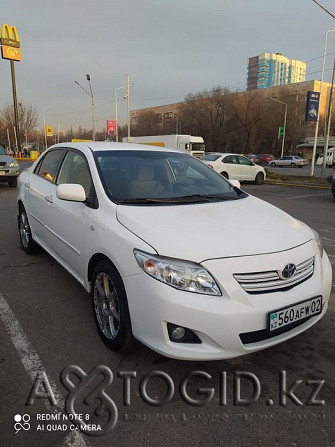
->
<box><xmin>10</xmin><ymin>59</ymin><xmax>20</xmax><ymax>152</ymax></box>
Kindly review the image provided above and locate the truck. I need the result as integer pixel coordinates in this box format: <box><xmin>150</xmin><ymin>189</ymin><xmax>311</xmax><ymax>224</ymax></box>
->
<box><xmin>123</xmin><ymin>134</ymin><xmax>205</xmax><ymax>158</ymax></box>
<box><xmin>316</xmin><ymin>147</ymin><xmax>334</xmax><ymax>167</ymax></box>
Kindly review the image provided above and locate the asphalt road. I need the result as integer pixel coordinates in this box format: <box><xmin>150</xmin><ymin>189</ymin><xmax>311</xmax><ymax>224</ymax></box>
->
<box><xmin>0</xmin><ymin>182</ymin><xmax>334</xmax><ymax>447</ymax></box>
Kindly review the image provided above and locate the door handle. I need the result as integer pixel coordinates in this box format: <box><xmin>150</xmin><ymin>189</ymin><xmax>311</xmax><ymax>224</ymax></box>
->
<box><xmin>45</xmin><ymin>195</ymin><xmax>53</xmax><ymax>203</ymax></box>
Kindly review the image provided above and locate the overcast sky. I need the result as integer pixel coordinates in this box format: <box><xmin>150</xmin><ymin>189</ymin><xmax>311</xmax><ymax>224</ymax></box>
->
<box><xmin>1</xmin><ymin>0</ymin><xmax>335</xmax><ymax>132</ymax></box>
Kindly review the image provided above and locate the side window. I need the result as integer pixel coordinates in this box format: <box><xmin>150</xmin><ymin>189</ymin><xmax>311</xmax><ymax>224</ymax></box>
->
<box><xmin>57</xmin><ymin>151</ymin><xmax>92</xmax><ymax>198</ymax></box>
<box><xmin>223</xmin><ymin>155</ymin><xmax>237</xmax><ymax>164</ymax></box>
<box><xmin>237</xmin><ymin>156</ymin><xmax>252</xmax><ymax>166</ymax></box>
<box><xmin>34</xmin><ymin>150</ymin><xmax>64</xmax><ymax>183</ymax></box>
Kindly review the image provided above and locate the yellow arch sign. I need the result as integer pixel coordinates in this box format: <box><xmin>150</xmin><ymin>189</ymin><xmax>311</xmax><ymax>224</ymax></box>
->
<box><xmin>1</xmin><ymin>24</ymin><xmax>21</xmax><ymax>61</ymax></box>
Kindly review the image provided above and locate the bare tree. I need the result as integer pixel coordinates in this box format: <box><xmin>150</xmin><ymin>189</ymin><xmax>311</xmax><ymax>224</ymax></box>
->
<box><xmin>0</xmin><ymin>101</ymin><xmax>39</xmax><ymax>147</ymax></box>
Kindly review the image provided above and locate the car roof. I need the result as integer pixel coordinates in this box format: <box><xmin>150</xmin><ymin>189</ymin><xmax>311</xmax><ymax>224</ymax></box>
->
<box><xmin>48</xmin><ymin>141</ymin><xmax>183</xmax><ymax>154</ymax></box>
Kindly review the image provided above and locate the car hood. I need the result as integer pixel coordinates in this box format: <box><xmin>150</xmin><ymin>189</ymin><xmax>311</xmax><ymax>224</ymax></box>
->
<box><xmin>116</xmin><ymin>196</ymin><xmax>313</xmax><ymax>262</ymax></box>
<box><xmin>0</xmin><ymin>155</ymin><xmax>15</xmax><ymax>164</ymax></box>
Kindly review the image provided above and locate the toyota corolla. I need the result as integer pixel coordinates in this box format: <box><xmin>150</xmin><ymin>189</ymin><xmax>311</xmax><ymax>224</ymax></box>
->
<box><xmin>17</xmin><ymin>142</ymin><xmax>332</xmax><ymax>360</ymax></box>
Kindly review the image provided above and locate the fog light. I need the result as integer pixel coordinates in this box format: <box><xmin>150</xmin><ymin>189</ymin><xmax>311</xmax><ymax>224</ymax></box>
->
<box><xmin>167</xmin><ymin>323</ymin><xmax>202</xmax><ymax>344</ymax></box>
<box><xmin>171</xmin><ymin>326</ymin><xmax>186</xmax><ymax>340</ymax></box>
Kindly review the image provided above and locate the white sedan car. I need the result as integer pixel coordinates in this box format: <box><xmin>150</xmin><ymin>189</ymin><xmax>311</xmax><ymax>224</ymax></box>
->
<box><xmin>17</xmin><ymin>142</ymin><xmax>332</xmax><ymax>360</ymax></box>
<box><xmin>201</xmin><ymin>152</ymin><xmax>266</xmax><ymax>184</ymax></box>
<box><xmin>270</xmin><ymin>155</ymin><xmax>309</xmax><ymax>168</ymax></box>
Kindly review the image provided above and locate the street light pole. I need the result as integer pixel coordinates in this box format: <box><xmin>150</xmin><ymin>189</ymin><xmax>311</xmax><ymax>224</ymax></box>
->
<box><xmin>270</xmin><ymin>98</ymin><xmax>287</xmax><ymax>158</ymax></box>
<box><xmin>114</xmin><ymin>85</ymin><xmax>127</xmax><ymax>142</ymax></box>
<box><xmin>74</xmin><ymin>74</ymin><xmax>95</xmax><ymax>141</ymax></box>
<box><xmin>310</xmin><ymin>28</ymin><xmax>335</xmax><ymax>176</ymax></box>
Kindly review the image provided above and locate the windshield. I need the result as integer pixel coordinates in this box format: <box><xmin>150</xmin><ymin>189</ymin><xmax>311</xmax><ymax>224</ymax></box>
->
<box><xmin>0</xmin><ymin>146</ymin><xmax>7</xmax><ymax>155</ymax></box>
<box><xmin>202</xmin><ymin>154</ymin><xmax>221</xmax><ymax>161</ymax></box>
<box><xmin>191</xmin><ymin>143</ymin><xmax>205</xmax><ymax>152</ymax></box>
<box><xmin>94</xmin><ymin>150</ymin><xmax>247</xmax><ymax>205</ymax></box>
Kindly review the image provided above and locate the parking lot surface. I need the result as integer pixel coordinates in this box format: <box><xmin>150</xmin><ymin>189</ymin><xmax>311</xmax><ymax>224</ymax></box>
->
<box><xmin>0</xmin><ymin>181</ymin><xmax>334</xmax><ymax>447</ymax></box>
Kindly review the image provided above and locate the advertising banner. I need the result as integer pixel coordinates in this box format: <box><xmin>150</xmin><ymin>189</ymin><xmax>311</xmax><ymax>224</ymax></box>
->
<box><xmin>107</xmin><ymin>120</ymin><xmax>117</xmax><ymax>140</ymax></box>
<box><xmin>305</xmin><ymin>91</ymin><xmax>320</xmax><ymax>122</ymax></box>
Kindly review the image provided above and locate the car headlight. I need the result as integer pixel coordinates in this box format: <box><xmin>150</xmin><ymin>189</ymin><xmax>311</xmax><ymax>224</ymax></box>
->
<box><xmin>134</xmin><ymin>250</ymin><xmax>221</xmax><ymax>296</ymax></box>
<box><xmin>312</xmin><ymin>229</ymin><xmax>324</xmax><ymax>258</ymax></box>
<box><xmin>8</xmin><ymin>160</ymin><xmax>19</xmax><ymax>168</ymax></box>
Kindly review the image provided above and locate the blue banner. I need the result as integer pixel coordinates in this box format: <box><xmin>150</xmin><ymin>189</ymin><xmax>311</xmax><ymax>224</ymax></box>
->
<box><xmin>305</xmin><ymin>91</ymin><xmax>320</xmax><ymax>122</ymax></box>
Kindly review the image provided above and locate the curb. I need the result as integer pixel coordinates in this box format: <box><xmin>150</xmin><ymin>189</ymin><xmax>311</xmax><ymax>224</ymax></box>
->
<box><xmin>265</xmin><ymin>180</ymin><xmax>331</xmax><ymax>190</ymax></box>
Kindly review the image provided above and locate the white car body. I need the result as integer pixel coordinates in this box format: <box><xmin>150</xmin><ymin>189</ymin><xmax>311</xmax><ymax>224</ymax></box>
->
<box><xmin>17</xmin><ymin>142</ymin><xmax>332</xmax><ymax>360</ymax></box>
<box><xmin>201</xmin><ymin>152</ymin><xmax>266</xmax><ymax>183</ymax></box>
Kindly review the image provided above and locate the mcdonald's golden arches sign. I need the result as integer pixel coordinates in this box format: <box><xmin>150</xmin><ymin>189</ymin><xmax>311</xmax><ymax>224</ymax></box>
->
<box><xmin>1</xmin><ymin>24</ymin><xmax>21</xmax><ymax>61</ymax></box>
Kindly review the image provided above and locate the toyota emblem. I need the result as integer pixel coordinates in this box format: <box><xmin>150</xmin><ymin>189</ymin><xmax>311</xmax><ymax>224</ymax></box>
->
<box><xmin>280</xmin><ymin>263</ymin><xmax>296</xmax><ymax>279</ymax></box>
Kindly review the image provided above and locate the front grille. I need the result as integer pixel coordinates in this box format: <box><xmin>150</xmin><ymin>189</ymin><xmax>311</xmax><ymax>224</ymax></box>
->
<box><xmin>234</xmin><ymin>257</ymin><xmax>314</xmax><ymax>294</ymax></box>
<box><xmin>0</xmin><ymin>162</ymin><xmax>7</xmax><ymax>167</ymax></box>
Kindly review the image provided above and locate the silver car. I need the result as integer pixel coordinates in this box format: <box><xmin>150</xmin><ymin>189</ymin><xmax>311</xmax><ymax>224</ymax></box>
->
<box><xmin>0</xmin><ymin>146</ymin><xmax>20</xmax><ymax>187</ymax></box>
<box><xmin>270</xmin><ymin>156</ymin><xmax>309</xmax><ymax>168</ymax></box>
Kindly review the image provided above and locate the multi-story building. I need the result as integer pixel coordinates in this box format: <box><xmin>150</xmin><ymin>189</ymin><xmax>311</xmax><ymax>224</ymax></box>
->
<box><xmin>247</xmin><ymin>53</ymin><xmax>306</xmax><ymax>91</ymax></box>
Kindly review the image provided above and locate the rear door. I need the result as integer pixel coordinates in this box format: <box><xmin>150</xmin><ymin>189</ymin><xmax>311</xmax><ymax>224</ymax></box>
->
<box><xmin>221</xmin><ymin>155</ymin><xmax>241</xmax><ymax>179</ymax></box>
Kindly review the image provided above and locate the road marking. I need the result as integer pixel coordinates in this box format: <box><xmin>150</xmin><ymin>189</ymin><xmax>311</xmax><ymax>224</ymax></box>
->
<box><xmin>285</xmin><ymin>192</ymin><xmax>330</xmax><ymax>200</ymax></box>
<box><xmin>0</xmin><ymin>293</ymin><xmax>88</xmax><ymax>447</ymax></box>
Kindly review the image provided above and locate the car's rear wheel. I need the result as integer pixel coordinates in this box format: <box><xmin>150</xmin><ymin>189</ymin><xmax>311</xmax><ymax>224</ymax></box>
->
<box><xmin>92</xmin><ymin>260</ymin><xmax>133</xmax><ymax>351</ymax></box>
<box><xmin>220</xmin><ymin>171</ymin><xmax>229</xmax><ymax>179</ymax></box>
<box><xmin>254</xmin><ymin>172</ymin><xmax>264</xmax><ymax>185</ymax></box>
<box><xmin>270</xmin><ymin>162</ymin><xmax>276</xmax><ymax>167</ymax></box>
<box><xmin>18</xmin><ymin>205</ymin><xmax>40</xmax><ymax>254</ymax></box>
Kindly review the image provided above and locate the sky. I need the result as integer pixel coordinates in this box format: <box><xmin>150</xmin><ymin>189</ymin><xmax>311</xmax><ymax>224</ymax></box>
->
<box><xmin>1</xmin><ymin>0</ymin><xmax>335</xmax><ymax>133</ymax></box>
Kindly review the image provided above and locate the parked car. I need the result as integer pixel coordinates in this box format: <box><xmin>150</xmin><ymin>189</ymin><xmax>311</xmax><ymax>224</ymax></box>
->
<box><xmin>0</xmin><ymin>145</ymin><xmax>20</xmax><ymax>187</ymax></box>
<box><xmin>254</xmin><ymin>154</ymin><xmax>276</xmax><ymax>165</ymax></box>
<box><xmin>244</xmin><ymin>154</ymin><xmax>257</xmax><ymax>163</ymax></box>
<box><xmin>17</xmin><ymin>142</ymin><xmax>332</xmax><ymax>361</ymax></box>
<box><xmin>331</xmin><ymin>170</ymin><xmax>335</xmax><ymax>200</ymax></box>
<box><xmin>270</xmin><ymin>156</ymin><xmax>309</xmax><ymax>168</ymax></box>
<box><xmin>201</xmin><ymin>152</ymin><xmax>266</xmax><ymax>184</ymax></box>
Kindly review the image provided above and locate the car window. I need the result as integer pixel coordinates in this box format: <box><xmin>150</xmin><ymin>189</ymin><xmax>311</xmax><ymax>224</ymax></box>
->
<box><xmin>202</xmin><ymin>154</ymin><xmax>221</xmax><ymax>161</ymax></box>
<box><xmin>94</xmin><ymin>150</ymin><xmax>247</xmax><ymax>203</ymax></box>
<box><xmin>57</xmin><ymin>150</ymin><xmax>93</xmax><ymax>198</ymax></box>
<box><xmin>237</xmin><ymin>156</ymin><xmax>252</xmax><ymax>166</ymax></box>
<box><xmin>34</xmin><ymin>149</ymin><xmax>64</xmax><ymax>183</ymax></box>
<box><xmin>0</xmin><ymin>146</ymin><xmax>6</xmax><ymax>155</ymax></box>
<box><xmin>223</xmin><ymin>155</ymin><xmax>238</xmax><ymax>164</ymax></box>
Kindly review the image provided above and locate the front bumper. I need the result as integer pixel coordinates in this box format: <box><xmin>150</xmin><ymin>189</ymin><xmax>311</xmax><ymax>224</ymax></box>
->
<box><xmin>124</xmin><ymin>241</ymin><xmax>332</xmax><ymax>361</ymax></box>
<box><xmin>0</xmin><ymin>166</ymin><xmax>20</xmax><ymax>181</ymax></box>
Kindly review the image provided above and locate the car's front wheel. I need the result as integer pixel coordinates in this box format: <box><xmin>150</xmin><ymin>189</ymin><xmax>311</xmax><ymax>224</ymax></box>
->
<box><xmin>270</xmin><ymin>162</ymin><xmax>276</xmax><ymax>167</ymax></box>
<box><xmin>254</xmin><ymin>172</ymin><xmax>264</xmax><ymax>185</ymax></box>
<box><xmin>9</xmin><ymin>178</ymin><xmax>17</xmax><ymax>187</ymax></box>
<box><xmin>18</xmin><ymin>205</ymin><xmax>40</xmax><ymax>254</ymax></box>
<box><xmin>92</xmin><ymin>260</ymin><xmax>133</xmax><ymax>351</ymax></box>
<box><xmin>290</xmin><ymin>162</ymin><xmax>296</xmax><ymax>167</ymax></box>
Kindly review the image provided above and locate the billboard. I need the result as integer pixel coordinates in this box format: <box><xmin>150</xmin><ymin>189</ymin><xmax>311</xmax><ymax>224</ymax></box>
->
<box><xmin>107</xmin><ymin>120</ymin><xmax>117</xmax><ymax>140</ymax></box>
<box><xmin>305</xmin><ymin>91</ymin><xmax>320</xmax><ymax>122</ymax></box>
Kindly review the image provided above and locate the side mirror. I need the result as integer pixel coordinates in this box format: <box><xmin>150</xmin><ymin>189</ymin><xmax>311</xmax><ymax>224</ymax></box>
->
<box><xmin>229</xmin><ymin>179</ymin><xmax>241</xmax><ymax>189</ymax></box>
<box><xmin>56</xmin><ymin>184</ymin><xmax>86</xmax><ymax>202</ymax></box>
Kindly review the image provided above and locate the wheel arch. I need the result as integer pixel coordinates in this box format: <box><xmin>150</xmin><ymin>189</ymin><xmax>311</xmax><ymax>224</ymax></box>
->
<box><xmin>87</xmin><ymin>253</ymin><xmax>120</xmax><ymax>291</ymax></box>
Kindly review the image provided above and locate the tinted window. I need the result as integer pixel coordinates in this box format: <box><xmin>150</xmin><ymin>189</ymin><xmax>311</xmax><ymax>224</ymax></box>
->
<box><xmin>237</xmin><ymin>156</ymin><xmax>252</xmax><ymax>166</ymax></box>
<box><xmin>223</xmin><ymin>155</ymin><xmax>238</xmax><ymax>164</ymax></box>
<box><xmin>35</xmin><ymin>149</ymin><xmax>64</xmax><ymax>183</ymax></box>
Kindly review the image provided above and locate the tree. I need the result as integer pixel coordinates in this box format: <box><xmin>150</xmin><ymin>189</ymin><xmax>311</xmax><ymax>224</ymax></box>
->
<box><xmin>0</xmin><ymin>101</ymin><xmax>39</xmax><ymax>148</ymax></box>
<box><xmin>179</xmin><ymin>86</ymin><xmax>232</xmax><ymax>151</ymax></box>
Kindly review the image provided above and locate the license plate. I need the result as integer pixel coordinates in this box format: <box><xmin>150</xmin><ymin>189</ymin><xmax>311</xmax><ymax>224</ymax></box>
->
<box><xmin>0</xmin><ymin>171</ymin><xmax>5</xmax><ymax>175</ymax></box>
<box><xmin>268</xmin><ymin>296</ymin><xmax>322</xmax><ymax>332</ymax></box>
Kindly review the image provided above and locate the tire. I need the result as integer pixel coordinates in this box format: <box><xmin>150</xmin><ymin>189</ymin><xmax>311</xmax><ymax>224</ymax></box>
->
<box><xmin>91</xmin><ymin>260</ymin><xmax>133</xmax><ymax>351</ymax></box>
<box><xmin>18</xmin><ymin>205</ymin><xmax>40</xmax><ymax>254</ymax></box>
<box><xmin>270</xmin><ymin>162</ymin><xmax>276</xmax><ymax>167</ymax></box>
<box><xmin>254</xmin><ymin>172</ymin><xmax>264</xmax><ymax>185</ymax></box>
<box><xmin>290</xmin><ymin>163</ymin><xmax>296</xmax><ymax>168</ymax></box>
<box><xmin>9</xmin><ymin>178</ymin><xmax>17</xmax><ymax>187</ymax></box>
<box><xmin>220</xmin><ymin>171</ymin><xmax>229</xmax><ymax>179</ymax></box>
